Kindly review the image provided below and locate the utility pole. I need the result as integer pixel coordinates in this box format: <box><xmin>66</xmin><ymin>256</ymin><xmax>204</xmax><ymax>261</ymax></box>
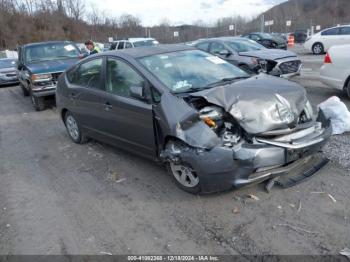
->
<box><xmin>261</xmin><ymin>14</ymin><xmax>265</xmax><ymax>32</ymax></box>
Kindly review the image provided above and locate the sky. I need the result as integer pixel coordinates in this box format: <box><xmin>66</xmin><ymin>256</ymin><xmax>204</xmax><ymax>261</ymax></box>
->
<box><xmin>89</xmin><ymin>0</ymin><xmax>288</xmax><ymax>26</ymax></box>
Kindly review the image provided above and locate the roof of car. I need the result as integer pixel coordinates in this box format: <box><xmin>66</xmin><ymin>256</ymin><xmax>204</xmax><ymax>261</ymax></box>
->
<box><xmin>197</xmin><ymin>36</ymin><xmax>250</xmax><ymax>41</ymax></box>
<box><xmin>104</xmin><ymin>44</ymin><xmax>195</xmax><ymax>58</ymax></box>
<box><xmin>128</xmin><ymin>38</ymin><xmax>156</xmax><ymax>42</ymax></box>
<box><xmin>21</xmin><ymin>41</ymin><xmax>75</xmax><ymax>48</ymax></box>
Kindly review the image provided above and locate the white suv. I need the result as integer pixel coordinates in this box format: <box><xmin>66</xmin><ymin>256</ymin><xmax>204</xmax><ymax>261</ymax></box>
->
<box><xmin>110</xmin><ymin>38</ymin><xmax>159</xmax><ymax>50</ymax></box>
<box><xmin>304</xmin><ymin>25</ymin><xmax>350</xmax><ymax>54</ymax></box>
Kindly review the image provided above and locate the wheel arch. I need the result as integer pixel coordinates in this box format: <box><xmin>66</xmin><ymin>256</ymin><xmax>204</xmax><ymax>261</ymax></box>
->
<box><xmin>61</xmin><ymin>108</ymin><xmax>68</xmax><ymax>123</ymax></box>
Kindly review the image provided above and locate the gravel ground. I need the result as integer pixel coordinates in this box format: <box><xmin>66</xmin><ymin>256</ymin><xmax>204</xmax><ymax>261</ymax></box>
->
<box><xmin>324</xmin><ymin>134</ymin><xmax>350</xmax><ymax>171</ymax></box>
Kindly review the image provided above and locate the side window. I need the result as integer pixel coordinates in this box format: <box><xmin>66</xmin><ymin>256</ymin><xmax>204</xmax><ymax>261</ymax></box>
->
<box><xmin>69</xmin><ymin>58</ymin><xmax>102</xmax><ymax>89</ymax></box>
<box><xmin>196</xmin><ymin>42</ymin><xmax>210</xmax><ymax>51</ymax></box>
<box><xmin>209</xmin><ymin>42</ymin><xmax>225</xmax><ymax>55</ymax></box>
<box><xmin>339</xmin><ymin>27</ymin><xmax>350</xmax><ymax>35</ymax></box>
<box><xmin>321</xmin><ymin>28</ymin><xmax>339</xmax><ymax>36</ymax></box>
<box><xmin>117</xmin><ymin>41</ymin><xmax>125</xmax><ymax>50</ymax></box>
<box><xmin>106</xmin><ymin>58</ymin><xmax>145</xmax><ymax>98</ymax></box>
<box><xmin>125</xmin><ymin>42</ymin><xmax>132</xmax><ymax>49</ymax></box>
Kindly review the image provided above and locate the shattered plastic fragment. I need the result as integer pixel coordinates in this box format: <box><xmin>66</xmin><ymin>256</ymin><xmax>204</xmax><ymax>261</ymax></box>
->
<box><xmin>247</xmin><ymin>194</ymin><xmax>259</xmax><ymax>201</ymax></box>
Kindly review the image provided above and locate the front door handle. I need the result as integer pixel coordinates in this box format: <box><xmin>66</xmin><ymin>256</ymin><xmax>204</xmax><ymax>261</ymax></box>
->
<box><xmin>104</xmin><ymin>102</ymin><xmax>113</xmax><ymax>111</ymax></box>
<box><xmin>69</xmin><ymin>93</ymin><xmax>76</xmax><ymax>99</ymax></box>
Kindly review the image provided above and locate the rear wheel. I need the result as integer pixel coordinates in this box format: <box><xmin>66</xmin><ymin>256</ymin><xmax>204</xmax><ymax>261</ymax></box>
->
<box><xmin>167</xmin><ymin>162</ymin><xmax>201</xmax><ymax>194</ymax></box>
<box><xmin>64</xmin><ymin>111</ymin><xmax>88</xmax><ymax>144</ymax></box>
<box><xmin>312</xmin><ymin>42</ymin><xmax>324</xmax><ymax>55</ymax></box>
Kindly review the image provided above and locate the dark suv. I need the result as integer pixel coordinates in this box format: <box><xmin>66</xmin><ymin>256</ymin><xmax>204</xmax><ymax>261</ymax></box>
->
<box><xmin>17</xmin><ymin>41</ymin><xmax>81</xmax><ymax>111</ymax></box>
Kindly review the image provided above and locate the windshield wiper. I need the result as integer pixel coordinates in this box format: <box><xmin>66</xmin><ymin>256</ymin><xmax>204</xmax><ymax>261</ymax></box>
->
<box><xmin>171</xmin><ymin>86</ymin><xmax>211</xmax><ymax>94</ymax></box>
<box><xmin>206</xmin><ymin>76</ymin><xmax>250</xmax><ymax>87</ymax></box>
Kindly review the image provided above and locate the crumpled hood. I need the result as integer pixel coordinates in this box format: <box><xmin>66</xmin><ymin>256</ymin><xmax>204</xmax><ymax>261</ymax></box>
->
<box><xmin>239</xmin><ymin>49</ymin><xmax>297</xmax><ymax>60</ymax></box>
<box><xmin>27</xmin><ymin>58</ymin><xmax>79</xmax><ymax>74</ymax></box>
<box><xmin>191</xmin><ymin>74</ymin><xmax>308</xmax><ymax>134</ymax></box>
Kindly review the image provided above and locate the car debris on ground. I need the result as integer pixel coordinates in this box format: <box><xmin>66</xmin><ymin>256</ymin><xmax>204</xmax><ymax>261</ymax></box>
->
<box><xmin>318</xmin><ymin>96</ymin><xmax>350</xmax><ymax>135</ymax></box>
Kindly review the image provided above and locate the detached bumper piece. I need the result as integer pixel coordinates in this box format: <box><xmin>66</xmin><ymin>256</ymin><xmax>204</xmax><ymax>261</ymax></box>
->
<box><xmin>265</xmin><ymin>155</ymin><xmax>329</xmax><ymax>193</ymax></box>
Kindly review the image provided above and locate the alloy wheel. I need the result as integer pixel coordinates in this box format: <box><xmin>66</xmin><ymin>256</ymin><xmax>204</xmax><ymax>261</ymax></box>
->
<box><xmin>169</xmin><ymin>163</ymin><xmax>199</xmax><ymax>188</ymax></box>
<box><xmin>66</xmin><ymin>115</ymin><xmax>80</xmax><ymax>141</ymax></box>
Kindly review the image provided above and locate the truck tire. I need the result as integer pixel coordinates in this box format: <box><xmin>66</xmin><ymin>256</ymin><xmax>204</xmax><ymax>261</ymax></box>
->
<box><xmin>20</xmin><ymin>83</ymin><xmax>29</xmax><ymax>96</ymax></box>
<box><xmin>31</xmin><ymin>94</ymin><xmax>45</xmax><ymax>111</ymax></box>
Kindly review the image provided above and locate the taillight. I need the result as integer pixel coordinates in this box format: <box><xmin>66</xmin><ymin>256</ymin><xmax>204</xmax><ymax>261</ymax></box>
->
<box><xmin>324</xmin><ymin>52</ymin><xmax>332</xmax><ymax>64</ymax></box>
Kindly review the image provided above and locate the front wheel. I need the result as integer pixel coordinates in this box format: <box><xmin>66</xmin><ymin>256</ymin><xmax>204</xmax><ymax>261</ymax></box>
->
<box><xmin>167</xmin><ymin>162</ymin><xmax>201</xmax><ymax>194</ymax></box>
<box><xmin>31</xmin><ymin>95</ymin><xmax>45</xmax><ymax>111</ymax></box>
<box><xmin>20</xmin><ymin>83</ymin><xmax>29</xmax><ymax>96</ymax></box>
<box><xmin>345</xmin><ymin>79</ymin><xmax>350</xmax><ymax>98</ymax></box>
<box><xmin>64</xmin><ymin>111</ymin><xmax>88</xmax><ymax>144</ymax></box>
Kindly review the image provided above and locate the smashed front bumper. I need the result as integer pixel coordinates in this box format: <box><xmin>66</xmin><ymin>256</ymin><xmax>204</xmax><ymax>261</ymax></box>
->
<box><xmin>32</xmin><ymin>84</ymin><xmax>56</xmax><ymax>97</ymax></box>
<box><xmin>166</xmin><ymin>113</ymin><xmax>332</xmax><ymax>193</ymax></box>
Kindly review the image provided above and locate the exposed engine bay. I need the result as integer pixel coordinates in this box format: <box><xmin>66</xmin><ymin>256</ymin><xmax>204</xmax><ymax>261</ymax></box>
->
<box><xmin>183</xmin><ymin>93</ymin><xmax>316</xmax><ymax>149</ymax></box>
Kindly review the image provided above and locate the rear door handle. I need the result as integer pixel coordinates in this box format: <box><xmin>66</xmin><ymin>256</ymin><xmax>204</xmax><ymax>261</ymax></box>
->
<box><xmin>104</xmin><ymin>102</ymin><xmax>113</xmax><ymax>111</ymax></box>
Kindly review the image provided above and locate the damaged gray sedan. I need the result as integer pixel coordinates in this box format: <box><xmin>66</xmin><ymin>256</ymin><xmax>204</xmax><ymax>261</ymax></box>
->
<box><xmin>56</xmin><ymin>44</ymin><xmax>331</xmax><ymax>194</ymax></box>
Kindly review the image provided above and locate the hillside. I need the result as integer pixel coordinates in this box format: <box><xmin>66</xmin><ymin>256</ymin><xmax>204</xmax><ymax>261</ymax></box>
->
<box><xmin>245</xmin><ymin>0</ymin><xmax>350</xmax><ymax>33</ymax></box>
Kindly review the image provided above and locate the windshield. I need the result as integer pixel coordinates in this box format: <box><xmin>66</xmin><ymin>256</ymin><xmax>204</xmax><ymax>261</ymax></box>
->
<box><xmin>0</xmin><ymin>59</ymin><xmax>17</xmax><ymax>68</ymax></box>
<box><xmin>25</xmin><ymin>42</ymin><xmax>80</xmax><ymax>63</ymax></box>
<box><xmin>139</xmin><ymin>50</ymin><xmax>249</xmax><ymax>93</ymax></box>
<box><xmin>226</xmin><ymin>39</ymin><xmax>265</xmax><ymax>52</ymax></box>
<box><xmin>133</xmin><ymin>40</ymin><xmax>159</xmax><ymax>48</ymax></box>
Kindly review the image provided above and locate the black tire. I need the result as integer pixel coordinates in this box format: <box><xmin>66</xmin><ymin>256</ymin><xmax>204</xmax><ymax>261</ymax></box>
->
<box><xmin>31</xmin><ymin>94</ymin><xmax>45</xmax><ymax>111</ymax></box>
<box><xmin>64</xmin><ymin>111</ymin><xmax>88</xmax><ymax>144</ymax></box>
<box><xmin>166</xmin><ymin>162</ymin><xmax>201</xmax><ymax>194</ymax></box>
<box><xmin>312</xmin><ymin>42</ymin><xmax>324</xmax><ymax>55</ymax></box>
<box><xmin>20</xmin><ymin>83</ymin><xmax>29</xmax><ymax>96</ymax></box>
<box><xmin>345</xmin><ymin>78</ymin><xmax>350</xmax><ymax>98</ymax></box>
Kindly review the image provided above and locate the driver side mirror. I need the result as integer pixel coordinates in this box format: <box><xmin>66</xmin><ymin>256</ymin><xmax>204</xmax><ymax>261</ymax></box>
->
<box><xmin>218</xmin><ymin>49</ymin><xmax>232</xmax><ymax>57</ymax></box>
<box><xmin>130</xmin><ymin>86</ymin><xmax>146</xmax><ymax>101</ymax></box>
<box><xmin>17</xmin><ymin>62</ymin><xmax>23</xmax><ymax>70</ymax></box>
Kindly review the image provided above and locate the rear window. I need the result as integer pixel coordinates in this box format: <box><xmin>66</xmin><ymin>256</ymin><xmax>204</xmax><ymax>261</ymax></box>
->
<box><xmin>339</xmin><ymin>27</ymin><xmax>350</xmax><ymax>35</ymax></box>
<box><xmin>321</xmin><ymin>28</ymin><xmax>339</xmax><ymax>36</ymax></box>
<box><xmin>226</xmin><ymin>40</ymin><xmax>265</xmax><ymax>52</ymax></box>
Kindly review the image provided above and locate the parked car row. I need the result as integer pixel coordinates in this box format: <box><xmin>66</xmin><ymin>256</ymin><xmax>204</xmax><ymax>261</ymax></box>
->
<box><xmin>241</xmin><ymin>32</ymin><xmax>288</xmax><ymax>50</ymax></box>
<box><xmin>190</xmin><ymin>37</ymin><xmax>301</xmax><ymax>77</ymax></box>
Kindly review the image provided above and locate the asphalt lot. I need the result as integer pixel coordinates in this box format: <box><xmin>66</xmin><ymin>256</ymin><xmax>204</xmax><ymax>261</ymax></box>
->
<box><xmin>0</xmin><ymin>45</ymin><xmax>350</xmax><ymax>256</ymax></box>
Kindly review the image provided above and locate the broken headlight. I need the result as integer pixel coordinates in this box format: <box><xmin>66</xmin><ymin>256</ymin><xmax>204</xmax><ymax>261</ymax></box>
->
<box><xmin>199</xmin><ymin>106</ymin><xmax>224</xmax><ymax>130</ymax></box>
<box><xmin>299</xmin><ymin>100</ymin><xmax>313</xmax><ymax>123</ymax></box>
